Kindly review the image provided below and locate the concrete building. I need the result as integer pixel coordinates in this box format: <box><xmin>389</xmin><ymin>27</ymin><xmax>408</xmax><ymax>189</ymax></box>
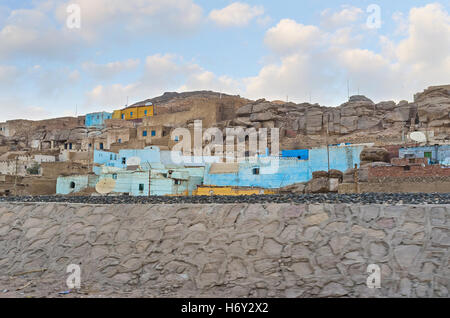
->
<box><xmin>56</xmin><ymin>175</ymin><xmax>99</xmax><ymax>195</ymax></box>
<box><xmin>112</xmin><ymin>103</ymin><xmax>154</xmax><ymax>121</ymax></box>
<box><xmin>98</xmin><ymin>170</ymin><xmax>150</xmax><ymax>196</ymax></box>
<box><xmin>85</xmin><ymin>112</ymin><xmax>112</xmax><ymax>128</ymax></box>
<box><xmin>203</xmin><ymin>144</ymin><xmax>366</xmax><ymax>189</ymax></box>
<box><xmin>399</xmin><ymin>144</ymin><xmax>450</xmax><ymax>165</ymax></box>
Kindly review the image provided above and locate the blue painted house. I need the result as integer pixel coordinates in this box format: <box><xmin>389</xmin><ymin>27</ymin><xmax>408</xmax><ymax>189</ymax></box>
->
<box><xmin>85</xmin><ymin>111</ymin><xmax>113</xmax><ymax>128</ymax></box>
<box><xmin>399</xmin><ymin>145</ymin><xmax>450</xmax><ymax>165</ymax></box>
<box><xmin>203</xmin><ymin>144</ymin><xmax>367</xmax><ymax>188</ymax></box>
<box><xmin>57</xmin><ymin>175</ymin><xmax>99</xmax><ymax>195</ymax></box>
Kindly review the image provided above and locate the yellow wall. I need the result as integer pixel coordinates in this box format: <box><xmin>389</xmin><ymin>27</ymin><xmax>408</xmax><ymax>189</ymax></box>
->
<box><xmin>112</xmin><ymin>105</ymin><xmax>154</xmax><ymax>120</ymax></box>
<box><xmin>193</xmin><ymin>186</ymin><xmax>275</xmax><ymax>196</ymax></box>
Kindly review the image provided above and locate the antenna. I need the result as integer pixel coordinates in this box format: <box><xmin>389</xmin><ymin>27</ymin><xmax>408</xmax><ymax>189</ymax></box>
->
<box><xmin>347</xmin><ymin>79</ymin><xmax>350</xmax><ymax>99</ymax></box>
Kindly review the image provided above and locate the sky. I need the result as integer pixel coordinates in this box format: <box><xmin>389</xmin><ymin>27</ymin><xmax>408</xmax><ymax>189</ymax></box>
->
<box><xmin>0</xmin><ymin>0</ymin><xmax>449</xmax><ymax>121</ymax></box>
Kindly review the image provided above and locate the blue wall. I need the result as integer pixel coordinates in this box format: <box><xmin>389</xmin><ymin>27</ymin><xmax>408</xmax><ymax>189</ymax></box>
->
<box><xmin>57</xmin><ymin>175</ymin><xmax>99</xmax><ymax>195</ymax></box>
<box><xmin>99</xmin><ymin>171</ymin><xmax>149</xmax><ymax>196</ymax></box>
<box><xmin>85</xmin><ymin>112</ymin><xmax>112</xmax><ymax>128</ymax></box>
<box><xmin>281</xmin><ymin>149</ymin><xmax>309</xmax><ymax>160</ymax></box>
<box><xmin>399</xmin><ymin>145</ymin><xmax>450</xmax><ymax>164</ymax></box>
<box><xmin>93</xmin><ymin>147</ymin><xmax>161</xmax><ymax>174</ymax></box>
<box><xmin>203</xmin><ymin>145</ymin><xmax>365</xmax><ymax>188</ymax></box>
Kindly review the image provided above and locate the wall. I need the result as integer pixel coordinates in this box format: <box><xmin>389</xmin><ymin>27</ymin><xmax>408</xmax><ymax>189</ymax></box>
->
<box><xmin>399</xmin><ymin>145</ymin><xmax>450</xmax><ymax>164</ymax></box>
<box><xmin>41</xmin><ymin>162</ymin><xmax>89</xmax><ymax>179</ymax></box>
<box><xmin>204</xmin><ymin>145</ymin><xmax>365</xmax><ymax>188</ymax></box>
<box><xmin>85</xmin><ymin>112</ymin><xmax>112</xmax><ymax>128</ymax></box>
<box><xmin>369</xmin><ymin>165</ymin><xmax>450</xmax><ymax>178</ymax></box>
<box><xmin>142</xmin><ymin>103</ymin><xmax>221</xmax><ymax>128</ymax></box>
<box><xmin>99</xmin><ymin>171</ymin><xmax>149</xmax><ymax>196</ymax></box>
<box><xmin>0</xmin><ymin>202</ymin><xmax>448</xmax><ymax>297</ymax></box>
<box><xmin>194</xmin><ymin>186</ymin><xmax>276</xmax><ymax>196</ymax></box>
<box><xmin>339</xmin><ymin>180</ymin><xmax>450</xmax><ymax>193</ymax></box>
<box><xmin>56</xmin><ymin>175</ymin><xmax>99</xmax><ymax>195</ymax></box>
<box><xmin>112</xmin><ymin>105</ymin><xmax>154</xmax><ymax>120</ymax></box>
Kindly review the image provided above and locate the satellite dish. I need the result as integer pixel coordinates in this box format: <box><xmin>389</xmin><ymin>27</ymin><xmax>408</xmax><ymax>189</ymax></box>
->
<box><xmin>409</xmin><ymin>131</ymin><xmax>427</xmax><ymax>143</ymax></box>
<box><xmin>96</xmin><ymin>178</ymin><xmax>116</xmax><ymax>194</ymax></box>
<box><xmin>126</xmin><ymin>156</ymin><xmax>141</xmax><ymax>166</ymax></box>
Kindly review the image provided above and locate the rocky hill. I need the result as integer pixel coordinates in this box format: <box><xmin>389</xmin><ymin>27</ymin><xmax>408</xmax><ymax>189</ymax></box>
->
<box><xmin>1</xmin><ymin>85</ymin><xmax>449</xmax><ymax>151</ymax></box>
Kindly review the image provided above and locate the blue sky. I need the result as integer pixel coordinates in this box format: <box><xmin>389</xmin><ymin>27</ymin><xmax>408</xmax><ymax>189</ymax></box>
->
<box><xmin>0</xmin><ymin>0</ymin><xmax>449</xmax><ymax>120</ymax></box>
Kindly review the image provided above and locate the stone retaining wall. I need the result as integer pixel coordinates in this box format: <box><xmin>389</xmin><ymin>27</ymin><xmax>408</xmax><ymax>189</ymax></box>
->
<box><xmin>0</xmin><ymin>203</ymin><xmax>448</xmax><ymax>297</ymax></box>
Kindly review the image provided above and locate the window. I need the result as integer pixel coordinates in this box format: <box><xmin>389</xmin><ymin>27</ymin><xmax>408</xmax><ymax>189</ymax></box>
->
<box><xmin>174</xmin><ymin>136</ymin><xmax>179</xmax><ymax>142</ymax></box>
<box><xmin>110</xmin><ymin>154</ymin><xmax>113</xmax><ymax>160</ymax></box>
<box><xmin>139</xmin><ymin>184</ymin><xmax>144</xmax><ymax>192</ymax></box>
<box><xmin>121</xmin><ymin>114</ymin><xmax>124</xmax><ymax>120</ymax></box>
<box><xmin>142</xmin><ymin>130</ymin><xmax>147</xmax><ymax>137</ymax></box>
<box><xmin>69</xmin><ymin>143</ymin><xmax>72</xmax><ymax>150</ymax></box>
<box><xmin>151</xmin><ymin>130</ymin><xmax>156</xmax><ymax>136</ymax></box>
<box><xmin>70</xmin><ymin>182</ymin><xmax>75</xmax><ymax>189</ymax></box>
<box><xmin>88</xmin><ymin>143</ymin><xmax>92</xmax><ymax>148</ymax></box>
<box><xmin>122</xmin><ymin>157</ymin><xmax>126</xmax><ymax>164</ymax></box>
<box><xmin>130</xmin><ymin>112</ymin><xmax>133</xmax><ymax>118</ymax></box>
<box><xmin>253</xmin><ymin>167</ymin><xmax>260</xmax><ymax>175</ymax></box>
<box><xmin>144</xmin><ymin>110</ymin><xmax>147</xmax><ymax>116</ymax></box>
<box><xmin>64</xmin><ymin>144</ymin><xmax>68</xmax><ymax>150</ymax></box>
<box><xmin>424</xmin><ymin>152</ymin><xmax>432</xmax><ymax>159</ymax></box>
<box><xmin>99</xmin><ymin>143</ymin><xmax>104</xmax><ymax>150</ymax></box>
<box><xmin>97</xmin><ymin>115</ymin><xmax>99</xmax><ymax>119</ymax></box>
<box><xmin>174</xmin><ymin>180</ymin><xmax>181</xmax><ymax>185</ymax></box>
<box><xmin>112</xmin><ymin>174</ymin><xmax>117</xmax><ymax>180</ymax></box>
<box><xmin>118</xmin><ymin>139</ymin><xmax>122</xmax><ymax>143</ymax></box>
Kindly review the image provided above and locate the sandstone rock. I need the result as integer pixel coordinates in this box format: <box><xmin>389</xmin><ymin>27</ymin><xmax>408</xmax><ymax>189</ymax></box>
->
<box><xmin>376</xmin><ymin>101</ymin><xmax>396</xmax><ymax>111</ymax></box>
<box><xmin>305</xmin><ymin>177</ymin><xmax>329</xmax><ymax>193</ymax></box>
<box><xmin>349</xmin><ymin>95</ymin><xmax>374</xmax><ymax>103</ymax></box>
<box><xmin>328</xmin><ymin>169</ymin><xmax>343</xmax><ymax>180</ymax></box>
<box><xmin>394</xmin><ymin>245</ymin><xmax>421</xmax><ymax>268</ymax></box>
<box><xmin>252</xmin><ymin>102</ymin><xmax>272</xmax><ymax>113</ymax></box>
<box><xmin>312</xmin><ymin>170</ymin><xmax>329</xmax><ymax>179</ymax></box>
<box><xmin>250</xmin><ymin>112</ymin><xmax>275</xmax><ymax>122</ymax></box>
<box><xmin>236</xmin><ymin>104</ymin><xmax>253</xmax><ymax>116</ymax></box>
<box><xmin>360</xmin><ymin>147</ymin><xmax>389</xmax><ymax>162</ymax></box>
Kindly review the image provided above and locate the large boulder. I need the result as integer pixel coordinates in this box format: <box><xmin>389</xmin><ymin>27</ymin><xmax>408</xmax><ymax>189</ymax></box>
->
<box><xmin>312</xmin><ymin>170</ymin><xmax>329</xmax><ymax>179</ymax></box>
<box><xmin>305</xmin><ymin>177</ymin><xmax>329</xmax><ymax>193</ymax></box>
<box><xmin>278</xmin><ymin>183</ymin><xmax>306</xmax><ymax>194</ymax></box>
<box><xmin>360</xmin><ymin>147</ymin><xmax>389</xmax><ymax>162</ymax></box>
<box><xmin>236</xmin><ymin>104</ymin><xmax>253</xmax><ymax>116</ymax></box>
<box><xmin>328</xmin><ymin>169</ymin><xmax>343</xmax><ymax>180</ymax></box>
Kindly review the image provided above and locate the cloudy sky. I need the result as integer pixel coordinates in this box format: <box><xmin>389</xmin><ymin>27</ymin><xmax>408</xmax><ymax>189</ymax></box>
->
<box><xmin>0</xmin><ymin>0</ymin><xmax>449</xmax><ymax>120</ymax></box>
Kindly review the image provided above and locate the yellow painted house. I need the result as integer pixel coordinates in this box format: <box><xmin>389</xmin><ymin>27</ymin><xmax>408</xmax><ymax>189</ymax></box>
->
<box><xmin>112</xmin><ymin>103</ymin><xmax>154</xmax><ymax>120</ymax></box>
<box><xmin>193</xmin><ymin>186</ymin><xmax>276</xmax><ymax>196</ymax></box>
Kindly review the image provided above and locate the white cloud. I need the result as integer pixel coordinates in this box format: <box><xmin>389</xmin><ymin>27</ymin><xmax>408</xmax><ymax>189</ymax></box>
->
<box><xmin>82</xmin><ymin>59</ymin><xmax>140</xmax><ymax>79</ymax></box>
<box><xmin>321</xmin><ymin>6</ymin><xmax>364</xmax><ymax>29</ymax></box>
<box><xmin>0</xmin><ymin>0</ymin><xmax>204</xmax><ymax>60</ymax></box>
<box><xmin>209</xmin><ymin>2</ymin><xmax>264</xmax><ymax>27</ymax></box>
<box><xmin>264</xmin><ymin>19</ymin><xmax>323</xmax><ymax>55</ymax></box>
<box><xmin>86</xmin><ymin>53</ymin><xmax>243</xmax><ymax>107</ymax></box>
<box><xmin>246</xmin><ymin>4</ymin><xmax>450</xmax><ymax>105</ymax></box>
<box><xmin>55</xmin><ymin>0</ymin><xmax>204</xmax><ymax>40</ymax></box>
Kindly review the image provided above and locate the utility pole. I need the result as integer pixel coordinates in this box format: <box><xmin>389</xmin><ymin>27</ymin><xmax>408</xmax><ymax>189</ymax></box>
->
<box><xmin>13</xmin><ymin>155</ymin><xmax>18</xmax><ymax>195</ymax></box>
<box><xmin>326</xmin><ymin>113</ymin><xmax>330</xmax><ymax>172</ymax></box>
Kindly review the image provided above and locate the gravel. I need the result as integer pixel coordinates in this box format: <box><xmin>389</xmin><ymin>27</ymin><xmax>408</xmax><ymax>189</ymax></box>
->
<box><xmin>0</xmin><ymin>193</ymin><xmax>449</xmax><ymax>205</ymax></box>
